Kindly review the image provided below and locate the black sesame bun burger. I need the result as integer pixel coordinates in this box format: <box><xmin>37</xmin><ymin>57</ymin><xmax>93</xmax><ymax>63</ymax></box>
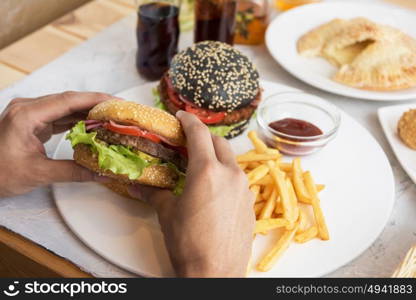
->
<box><xmin>66</xmin><ymin>100</ymin><xmax>187</xmax><ymax>195</ymax></box>
<box><xmin>155</xmin><ymin>41</ymin><xmax>261</xmax><ymax>139</ymax></box>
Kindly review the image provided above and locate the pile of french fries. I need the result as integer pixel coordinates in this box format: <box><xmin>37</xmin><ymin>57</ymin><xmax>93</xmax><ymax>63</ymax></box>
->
<box><xmin>237</xmin><ymin>131</ymin><xmax>330</xmax><ymax>273</ymax></box>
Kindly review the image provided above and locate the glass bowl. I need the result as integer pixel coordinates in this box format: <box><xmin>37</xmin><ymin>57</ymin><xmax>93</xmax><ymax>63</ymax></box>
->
<box><xmin>256</xmin><ymin>91</ymin><xmax>341</xmax><ymax>156</ymax></box>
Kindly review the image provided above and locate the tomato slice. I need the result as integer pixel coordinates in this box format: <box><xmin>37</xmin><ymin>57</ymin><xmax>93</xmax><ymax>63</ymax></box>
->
<box><xmin>185</xmin><ymin>105</ymin><xmax>226</xmax><ymax>124</ymax></box>
<box><xmin>103</xmin><ymin>121</ymin><xmax>162</xmax><ymax>143</ymax></box>
<box><xmin>165</xmin><ymin>77</ymin><xmax>185</xmax><ymax>109</ymax></box>
<box><xmin>165</xmin><ymin>75</ymin><xmax>226</xmax><ymax>124</ymax></box>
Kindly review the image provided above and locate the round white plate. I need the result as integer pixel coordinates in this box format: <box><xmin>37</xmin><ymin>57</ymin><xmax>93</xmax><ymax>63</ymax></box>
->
<box><xmin>53</xmin><ymin>81</ymin><xmax>395</xmax><ymax>277</ymax></box>
<box><xmin>265</xmin><ymin>2</ymin><xmax>416</xmax><ymax>101</ymax></box>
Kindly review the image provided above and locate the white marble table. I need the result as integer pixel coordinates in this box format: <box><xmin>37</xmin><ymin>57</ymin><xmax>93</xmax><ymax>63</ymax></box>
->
<box><xmin>0</xmin><ymin>2</ymin><xmax>415</xmax><ymax>277</ymax></box>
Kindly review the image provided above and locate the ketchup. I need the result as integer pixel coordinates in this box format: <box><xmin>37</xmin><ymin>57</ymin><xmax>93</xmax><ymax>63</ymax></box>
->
<box><xmin>269</xmin><ymin>118</ymin><xmax>322</xmax><ymax>137</ymax></box>
<box><xmin>267</xmin><ymin>118</ymin><xmax>323</xmax><ymax>156</ymax></box>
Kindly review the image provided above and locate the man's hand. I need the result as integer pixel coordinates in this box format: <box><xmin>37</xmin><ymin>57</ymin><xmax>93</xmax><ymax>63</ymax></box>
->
<box><xmin>129</xmin><ymin>111</ymin><xmax>255</xmax><ymax>277</ymax></box>
<box><xmin>0</xmin><ymin>92</ymin><xmax>112</xmax><ymax>197</ymax></box>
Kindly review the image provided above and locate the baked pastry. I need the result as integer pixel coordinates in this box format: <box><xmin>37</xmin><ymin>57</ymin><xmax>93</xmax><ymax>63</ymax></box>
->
<box><xmin>334</xmin><ymin>37</ymin><xmax>416</xmax><ymax>90</ymax></box>
<box><xmin>321</xmin><ymin>18</ymin><xmax>382</xmax><ymax>67</ymax></box>
<box><xmin>297</xmin><ymin>18</ymin><xmax>347</xmax><ymax>57</ymax></box>
<box><xmin>398</xmin><ymin>109</ymin><xmax>416</xmax><ymax>149</ymax></box>
<box><xmin>297</xmin><ymin>17</ymin><xmax>416</xmax><ymax>91</ymax></box>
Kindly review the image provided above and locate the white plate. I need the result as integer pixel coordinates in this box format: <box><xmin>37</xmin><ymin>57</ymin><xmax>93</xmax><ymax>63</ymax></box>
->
<box><xmin>265</xmin><ymin>2</ymin><xmax>416</xmax><ymax>101</ymax></box>
<box><xmin>53</xmin><ymin>81</ymin><xmax>395</xmax><ymax>277</ymax></box>
<box><xmin>378</xmin><ymin>104</ymin><xmax>416</xmax><ymax>183</ymax></box>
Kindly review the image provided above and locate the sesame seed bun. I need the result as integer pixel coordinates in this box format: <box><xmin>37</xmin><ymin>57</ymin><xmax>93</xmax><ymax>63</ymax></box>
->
<box><xmin>88</xmin><ymin>99</ymin><xmax>186</xmax><ymax>146</ymax></box>
<box><xmin>168</xmin><ymin>41</ymin><xmax>260</xmax><ymax>112</ymax></box>
<box><xmin>74</xmin><ymin>144</ymin><xmax>177</xmax><ymax>189</ymax></box>
<box><xmin>103</xmin><ymin>181</ymin><xmax>136</xmax><ymax>200</ymax></box>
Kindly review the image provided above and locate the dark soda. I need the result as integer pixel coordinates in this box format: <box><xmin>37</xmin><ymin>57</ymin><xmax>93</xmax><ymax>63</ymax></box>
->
<box><xmin>194</xmin><ymin>0</ymin><xmax>237</xmax><ymax>45</ymax></box>
<box><xmin>136</xmin><ymin>2</ymin><xmax>180</xmax><ymax>81</ymax></box>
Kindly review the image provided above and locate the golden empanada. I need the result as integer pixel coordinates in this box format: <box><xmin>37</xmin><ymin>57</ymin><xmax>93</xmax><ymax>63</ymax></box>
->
<box><xmin>297</xmin><ymin>18</ymin><xmax>346</xmax><ymax>57</ymax></box>
<box><xmin>297</xmin><ymin>17</ymin><xmax>416</xmax><ymax>91</ymax></box>
<box><xmin>334</xmin><ymin>37</ymin><xmax>416</xmax><ymax>90</ymax></box>
<box><xmin>322</xmin><ymin>18</ymin><xmax>381</xmax><ymax>67</ymax></box>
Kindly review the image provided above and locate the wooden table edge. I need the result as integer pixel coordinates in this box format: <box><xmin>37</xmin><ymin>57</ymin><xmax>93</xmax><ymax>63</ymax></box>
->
<box><xmin>0</xmin><ymin>226</ymin><xmax>92</xmax><ymax>278</ymax></box>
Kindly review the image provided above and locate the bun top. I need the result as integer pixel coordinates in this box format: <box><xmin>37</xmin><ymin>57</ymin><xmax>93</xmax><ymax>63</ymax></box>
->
<box><xmin>168</xmin><ymin>41</ymin><xmax>260</xmax><ymax>112</ymax></box>
<box><xmin>88</xmin><ymin>99</ymin><xmax>186</xmax><ymax>146</ymax></box>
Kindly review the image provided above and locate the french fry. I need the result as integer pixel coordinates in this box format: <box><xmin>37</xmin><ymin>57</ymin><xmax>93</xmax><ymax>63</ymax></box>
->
<box><xmin>266</xmin><ymin>148</ymin><xmax>280</xmax><ymax>155</ymax></box>
<box><xmin>254</xmin><ymin>202</ymin><xmax>265</xmax><ymax>216</ymax></box>
<box><xmin>248</xmin><ymin>162</ymin><xmax>261</xmax><ymax>169</ymax></box>
<box><xmin>286</xmin><ymin>178</ymin><xmax>299</xmax><ymax>226</ymax></box>
<box><xmin>248</xmin><ymin>130</ymin><xmax>268</xmax><ymax>154</ymax></box>
<box><xmin>239</xmin><ymin>131</ymin><xmax>329</xmax><ymax>273</ymax></box>
<box><xmin>279</xmin><ymin>162</ymin><xmax>292</xmax><ymax>172</ymax></box>
<box><xmin>250</xmin><ymin>185</ymin><xmax>261</xmax><ymax>203</ymax></box>
<box><xmin>259</xmin><ymin>188</ymin><xmax>277</xmax><ymax>220</ymax></box>
<box><xmin>247</xmin><ymin>165</ymin><xmax>269</xmax><ymax>185</ymax></box>
<box><xmin>304</xmin><ymin>173</ymin><xmax>325</xmax><ymax>193</ymax></box>
<box><xmin>261</xmin><ymin>183</ymin><xmax>273</xmax><ymax>200</ymax></box>
<box><xmin>243</xmin><ymin>150</ymin><xmax>257</xmax><ymax>156</ymax></box>
<box><xmin>237</xmin><ymin>153</ymin><xmax>281</xmax><ymax>163</ymax></box>
<box><xmin>295</xmin><ymin>226</ymin><xmax>318</xmax><ymax>243</ymax></box>
<box><xmin>297</xmin><ymin>209</ymin><xmax>309</xmax><ymax>233</ymax></box>
<box><xmin>316</xmin><ymin>184</ymin><xmax>325</xmax><ymax>192</ymax></box>
<box><xmin>256</xmin><ymin>222</ymin><xmax>299</xmax><ymax>272</ymax></box>
<box><xmin>254</xmin><ymin>218</ymin><xmax>289</xmax><ymax>233</ymax></box>
<box><xmin>254</xmin><ymin>174</ymin><xmax>273</xmax><ymax>185</ymax></box>
<box><xmin>292</xmin><ymin>158</ymin><xmax>311</xmax><ymax>204</ymax></box>
<box><xmin>274</xmin><ymin>200</ymin><xmax>283</xmax><ymax>215</ymax></box>
<box><xmin>238</xmin><ymin>163</ymin><xmax>248</xmax><ymax>170</ymax></box>
<box><xmin>267</xmin><ymin>161</ymin><xmax>294</xmax><ymax>224</ymax></box>
<box><xmin>304</xmin><ymin>171</ymin><xmax>330</xmax><ymax>240</ymax></box>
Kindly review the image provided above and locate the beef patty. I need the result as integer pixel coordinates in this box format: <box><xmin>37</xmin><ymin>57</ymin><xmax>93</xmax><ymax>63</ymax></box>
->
<box><xmin>93</xmin><ymin>128</ymin><xmax>187</xmax><ymax>171</ymax></box>
<box><xmin>159</xmin><ymin>76</ymin><xmax>260</xmax><ymax>126</ymax></box>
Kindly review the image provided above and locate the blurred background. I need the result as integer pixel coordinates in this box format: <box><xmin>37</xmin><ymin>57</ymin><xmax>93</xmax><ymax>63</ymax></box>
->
<box><xmin>0</xmin><ymin>0</ymin><xmax>412</xmax><ymax>89</ymax></box>
<box><xmin>0</xmin><ymin>0</ymin><xmax>90</xmax><ymax>49</ymax></box>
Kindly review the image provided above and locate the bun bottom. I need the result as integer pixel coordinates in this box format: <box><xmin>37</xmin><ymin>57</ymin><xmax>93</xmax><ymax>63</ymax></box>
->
<box><xmin>102</xmin><ymin>181</ymin><xmax>144</xmax><ymax>201</ymax></box>
<box><xmin>73</xmin><ymin>144</ymin><xmax>177</xmax><ymax>189</ymax></box>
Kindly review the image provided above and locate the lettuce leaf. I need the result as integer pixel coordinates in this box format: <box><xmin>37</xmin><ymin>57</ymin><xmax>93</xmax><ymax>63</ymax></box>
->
<box><xmin>173</xmin><ymin>174</ymin><xmax>186</xmax><ymax>196</ymax></box>
<box><xmin>66</xmin><ymin>121</ymin><xmax>151</xmax><ymax>180</ymax></box>
<box><xmin>66</xmin><ymin>121</ymin><xmax>186</xmax><ymax>194</ymax></box>
<box><xmin>163</xmin><ymin>162</ymin><xmax>186</xmax><ymax>196</ymax></box>
<box><xmin>207</xmin><ymin>121</ymin><xmax>246</xmax><ymax>137</ymax></box>
<box><xmin>152</xmin><ymin>88</ymin><xmax>167</xmax><ymax>111</ymax></box>
<box><xmin>152</xmin><ymin>88</ymin><xmax>252</xmax><ymax>138</ymax></box>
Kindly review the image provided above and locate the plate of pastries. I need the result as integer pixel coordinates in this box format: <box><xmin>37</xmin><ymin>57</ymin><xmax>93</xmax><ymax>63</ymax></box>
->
<box><xmin>266</xmin><ymin>1</ymin><xmax>416</xmax><ymax>100</ymax></box>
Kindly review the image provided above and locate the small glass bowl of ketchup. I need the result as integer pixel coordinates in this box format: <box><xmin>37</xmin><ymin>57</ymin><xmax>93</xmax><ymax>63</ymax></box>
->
<box><xmin>256</xmin><ymin>91</ymin><xmax>341</xmax><ymax>156</ymax></box>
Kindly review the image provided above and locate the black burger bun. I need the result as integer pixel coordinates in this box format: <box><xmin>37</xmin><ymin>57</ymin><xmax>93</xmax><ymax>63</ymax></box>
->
<box><xmin>168</xmin><ymin>41</ymin><xmax>260</xmax><ymax>112</ymax></box>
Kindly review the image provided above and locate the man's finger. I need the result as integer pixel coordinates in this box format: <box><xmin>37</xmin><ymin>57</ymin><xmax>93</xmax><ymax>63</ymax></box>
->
<box><xmin>53</xmin><ymin>111</ymin><xmax>89</xmax><ymax>125</ymax></box>
<box><xmin>39</xmin><ymin>159</ymin><xmax>105</xmax><ymax>184</ymax></box>
<box><xmin>128</xmin><ymin>184</ymin><xmax>175</xmax><ymax>216</ymax></box>
<box><xmin>176</xmin><ymin>110</ymin><xmax>217</xmax><ymax>163</ymax></box>
<box><xmin>211</xmin><ymin>135</ymin><xmax>237</xmax><ymax>166</ymax></box>
<box><xmin>28</xmin><ymin>91</ymin><xmax>115</xmax><ymax>123</ymax></box>
<box><xmin>52</xmin><ymin>123</ymin><xmax>75</xmax><ymax>134</ymax></box>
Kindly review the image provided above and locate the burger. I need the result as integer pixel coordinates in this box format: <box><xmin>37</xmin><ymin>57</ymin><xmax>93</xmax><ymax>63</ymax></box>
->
<box><xmin>66</xmin><ymin>100</ymin><xmax>187</xmax><ymax>195</ymax></box>
<box><xmin>155</xmin><ymin>41</ymin><xmax>261</xmax><ymax>139</ymax></box>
